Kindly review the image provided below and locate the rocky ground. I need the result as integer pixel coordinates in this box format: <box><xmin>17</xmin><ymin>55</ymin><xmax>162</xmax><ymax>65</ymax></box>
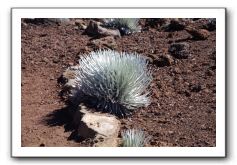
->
<box><xmin>21</xmin><ymin>18</ymin><xmax>216</xmax><ymax>147</ymax></box>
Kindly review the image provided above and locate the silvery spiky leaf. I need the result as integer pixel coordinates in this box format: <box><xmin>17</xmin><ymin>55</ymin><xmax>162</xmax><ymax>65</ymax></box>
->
<box><xmin>74</xmin><ymin>50</ymin><xmax>152</xmax><ymax>117</ymax></box>
<box><xmin>121</xmin><ymin>129</ymin><xmax>151</xmax><ymax>147</ymax></box>
<box><xmin>103</xmin><ymin>18</ymin><xmax>141</xmax><ymax>35</ymax></box>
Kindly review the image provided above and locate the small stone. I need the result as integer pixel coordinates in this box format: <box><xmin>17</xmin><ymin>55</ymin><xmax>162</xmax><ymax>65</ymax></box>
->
<box><xmin>186</xmin><ymin>70</ymin><xmax>192</xmax><ymax>74</ymax></box>
<box><xmin>74</xmin><ymin>26</ymin><xmax>79</xmax><ymax>30</ymax></box>
<box><xmin>42</xmin><ymin>57</ymin><xmax>49</xmax><ymax>63</ymax></box>
<box><xmin>202</xmin><ymin>18</ymin><xmax>216</xmax><ymax>31</ymax></box>
<box><xmin>185</xmin><ymin>26</ymin><xmax>210</xmax><ymax>40</ymax></box>
<box><xmin>150</xmin><ymin>141</ymin><xmax>157</xmax><ymax>146</ymax></box>
<box><xmin>168</xmin><ymin>42</ymin><xmax>190</xmax><ymax>59</ymax></box>
<box><xmin>153</xmin><ymin>90</ymin><xmax>160</xmax><ymax>98</ymax></box>
<box><xmin>168</xmin><ymin>131</ymin><xmax>174</xmax><ymax>135</ymax></box>
<box><xmin>145</xmin><ymin>18</ymin><xmax>168</xmax><ymax>29</ymax></box>
<box><xmin>21</xmin><ymin>22</ymin><xmax>28</xmax><ymax>27</ymax></box>
<box><xmin>89</xmin><ymin>36</ymin><xmax>117</xmax><ymax>49</ymax></box>
<box><xmin>184</xmin><ymin>90</ymin><xmax>191</xmax><ymax>97</ymax></box>
<box><xmin>203</xmin><ymin>88</ymin><xmax>210</xmax><ymax>93</ymax></box>
<box><xmin>163</xmin><ymin>19</ymin><xmax>186</xmax><ymax>32</ymax></box>
<box><xmin>39</xmin><ymin>143</ymin><xmax>45</xmax><ymax>147</ymax></box>
<box><xmin>190</xmin><ymin>84</ymin><xmax>202</xmax><ymax>92</ymax></box>
<box><xmin>173</xmin><ymin>67</ymin><xmax>181</xmax><ymax>74</ymax></box>
<box><xmin>75</xmin><ymin>19</ymin><xmax>87</xmax><ymax>30</ymax></box>
<box><xmin>68</xmin><ymin>62</ymin><xmax>74</xmax><ymax>66</ymax></box>
<box><xmin>53</xmin><ymin>58</ymin><xmax>60</xmax><ymax>63</ymax></box>
<box><xmin>39</xmin><ymin>34</ymin><xmax>47</xmax><ymax>37</ymax></box>
<box><xmin>153</xmin><ymin>54</ymin><xmax>174</xmax><ymax>67</ymax></box>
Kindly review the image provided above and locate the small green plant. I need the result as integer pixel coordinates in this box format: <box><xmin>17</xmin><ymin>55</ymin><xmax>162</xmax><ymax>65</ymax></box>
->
<box><xmin>73</xmin><ymin>50</ymin><xmax>152</xmax><ymax>118</ymax></box>
<box><xmin>121</xmin><ymin>129</ymin><xmax>151</xmax><ymax>147</ymax></box>
<box><xmin>103</xmin><ymin>18</ymin><xmax>141</xmax><ymax>35</ymax></box>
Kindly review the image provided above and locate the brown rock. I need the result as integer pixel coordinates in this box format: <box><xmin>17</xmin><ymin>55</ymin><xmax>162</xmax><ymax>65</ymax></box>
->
<box><xmin>185</xmin><ymin>26</ymin><xmax>210</xmax><ymax>40</ymax></box>
<box><xmin>149</xmin><ymin>54</ymin><xmax>174</xmax><ymax>67</ymax></box>
<box><xmin>89</xmin><ymin>36</ymin><xmax>117</xmax><ymax>49</ymax></box>
<box><xmin>85</xmin><ymin>21</ymin><xmax>121</xmax><ymax>38</ymax></box>
<box><xmin>75</xmin><ymin>19</ymin><xmax>87</xmax><ymax>30</ymax></box>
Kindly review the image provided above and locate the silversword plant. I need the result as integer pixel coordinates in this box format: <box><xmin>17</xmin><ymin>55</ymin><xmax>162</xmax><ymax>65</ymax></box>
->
<box><xmin>121</xmin><ymin>129</ymin><xmax>151</xmax><ymax>147</ymax></box>
<box><xmin>74</xmin><ymin>50</ymin><xmax>152</xmax><ymax>117</ymax></box>
<box><xmin>103</xmin><ymin>18</ymin><xmax>141</xmax><ymax>35</ymax></box>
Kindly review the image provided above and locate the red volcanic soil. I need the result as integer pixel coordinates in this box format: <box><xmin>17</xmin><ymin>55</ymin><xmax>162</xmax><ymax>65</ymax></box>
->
<box><xmin>21</xmin><ymin>18</ymin><xmax>216</xmax><ymax>147</ymax></box>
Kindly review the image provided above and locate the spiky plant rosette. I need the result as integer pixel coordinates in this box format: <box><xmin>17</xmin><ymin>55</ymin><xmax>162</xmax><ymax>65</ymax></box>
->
<box><xmin>121</xmin><ymin>129</ymin><xmax>151</xmax><ymax>147</ymax></box>
<box><xmin>103</xmin><ymin>18</ymin><xmax>141</xmax><ymax>35</ymax></box>
<box><xmin>74</xmin><ymin>49</ymin><xmax>152</xmax><ymax>117</ymax></box>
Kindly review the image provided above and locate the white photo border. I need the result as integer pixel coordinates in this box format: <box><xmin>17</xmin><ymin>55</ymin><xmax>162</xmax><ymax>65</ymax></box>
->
<box><xmin>11</xmin><ymin>7</ymin><xmax>226</xmax><ymax>157</ymax></box>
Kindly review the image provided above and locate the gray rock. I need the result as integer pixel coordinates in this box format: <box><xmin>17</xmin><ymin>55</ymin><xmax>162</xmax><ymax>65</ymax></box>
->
<box><xmin>168</xmin><ymin>42</ymin><xmax>191</xmax><ymax>59</ymax></box>
<box><xmin>163</xmin><ymin>18</ymin><xmax>186</xmax><ymax>32</ymax></box>
<box><xmin>85</xmin><ymin>21</ymin><xmax>121</xmax><ymax>38</ymax></box>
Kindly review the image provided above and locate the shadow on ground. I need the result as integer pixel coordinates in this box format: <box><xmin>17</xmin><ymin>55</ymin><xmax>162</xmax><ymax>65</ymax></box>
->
<box><xmin>42</xmin><ymin>105</ymin><xmax>88</xmax><ymax>142</ymax></box>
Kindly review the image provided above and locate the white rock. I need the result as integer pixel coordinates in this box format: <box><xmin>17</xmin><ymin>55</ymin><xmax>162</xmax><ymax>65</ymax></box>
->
<box><xmin>75</xmin><ymin>105</ymin><xmax>121</xmax><ymax>147</ymax></box>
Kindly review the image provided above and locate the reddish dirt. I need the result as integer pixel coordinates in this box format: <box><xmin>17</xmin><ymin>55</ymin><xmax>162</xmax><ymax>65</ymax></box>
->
<box><xmin>21</xmin><ymin>18</ymin><xmax>216</xmax><ymax>147</ymax></box>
